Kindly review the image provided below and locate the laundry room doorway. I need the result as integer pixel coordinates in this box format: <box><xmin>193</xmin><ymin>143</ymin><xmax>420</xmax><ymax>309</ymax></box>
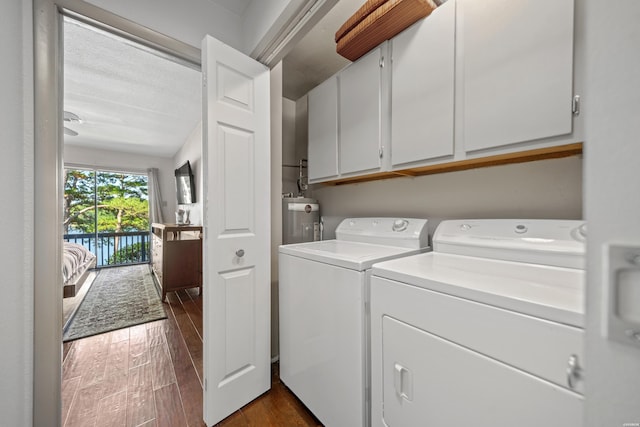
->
<box><xmin>34</xmin><ymin>1</ymin><xmax>274</xmax><ymax>424</ymax></box>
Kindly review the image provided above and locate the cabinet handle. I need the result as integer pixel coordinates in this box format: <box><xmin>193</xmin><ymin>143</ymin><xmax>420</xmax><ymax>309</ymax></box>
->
<box><xmin>572</xmin><ymin>95</ymin><xmax>581</xmax><ymax>116</ymax></box>
<box><xmin>566</xmin><ymin>354</ymin><xmax>583</xmax><ymax>389</ymax></box>
<box><xmin>235</xmin><ymin>249</ymin><xmax>245</xmax><ymax>258</ymax></box>
<box><xmin>379</xmin><ymin>56</ymin><xmax>385</xmax><ymax>68</ymax></box>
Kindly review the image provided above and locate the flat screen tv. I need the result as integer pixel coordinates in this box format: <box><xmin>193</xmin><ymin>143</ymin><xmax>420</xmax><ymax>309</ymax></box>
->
<box><xmin>175</xmin><ymin>161</ymin><xmax>196</xmax><ymax>204</ymax></box>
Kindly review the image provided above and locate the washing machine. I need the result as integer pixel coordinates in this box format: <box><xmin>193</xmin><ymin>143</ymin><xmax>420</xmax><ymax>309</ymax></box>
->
<box><xmin>279</xmin><ymin>217</ymin><xmax>430</xmax><ymax>427</ymax></box>
<box><xmin>369</xmin><ymin>219</ymin><xmax>587</xmax><ymax>427</ymax></box>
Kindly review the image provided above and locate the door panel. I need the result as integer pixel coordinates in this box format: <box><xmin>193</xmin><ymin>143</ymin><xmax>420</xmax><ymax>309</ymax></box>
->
<box><xmin>220</xmin><ymin>126</ymin><xmax>254</xmax><ymax>232</ymax></box>
<box><xmin>381</xmin><ymin>316</ymin><xmax>582</xmax><ymax>427</ymax></box>
<box><xmin>202</xmin><ymin>35</ymin><xmax>271</xmax><ymax>426</ymax></box>
<box><xmin>220</xmin><ymin>268</ymin><xmax>256</xmax><ymax>381</ymax></box>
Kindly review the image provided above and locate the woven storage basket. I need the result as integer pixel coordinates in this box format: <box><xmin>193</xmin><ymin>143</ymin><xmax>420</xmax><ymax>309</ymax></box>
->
<box><xmin>335</xmin><ymin>0</ymin><xmax>388</xmax><ymax>42</ymax></box>
<box><xmin>336</xmin><ymin>0</ymin><xmax>438</xmax><ymax>61</ymax></box>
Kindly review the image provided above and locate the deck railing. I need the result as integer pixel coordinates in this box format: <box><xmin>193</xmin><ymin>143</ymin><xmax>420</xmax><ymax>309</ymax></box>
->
<box><xmin>64</xmin><ymin>230</ymin><xmax>150</xmax><ymax>267</ymax></box>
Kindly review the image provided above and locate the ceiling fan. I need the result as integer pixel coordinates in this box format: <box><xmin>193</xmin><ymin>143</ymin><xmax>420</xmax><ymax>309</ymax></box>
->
<box><xmin>63</xmin><ymin>111</ymin><xmax>81</xmax><ymax>136</ymax></box>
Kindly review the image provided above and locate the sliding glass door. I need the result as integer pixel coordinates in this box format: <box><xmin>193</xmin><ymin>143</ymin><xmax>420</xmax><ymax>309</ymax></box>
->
<box><xmin>64</xmin><ymin>168</ymin><xmax>150</xmax><ymax>267</ymax></box>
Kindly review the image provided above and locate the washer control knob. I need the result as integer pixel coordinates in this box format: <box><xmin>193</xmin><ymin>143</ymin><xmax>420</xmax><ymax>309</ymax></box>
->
<box><xmin>578</xmin><ymin>223</ymin><xmax>587</xmax><ymax>238</ymax></box>
<box><xmin>392</xmin><ymin>219</ymin><xmax>409</xmax><ymax>232</ymax></box>
<box><xmin>515</xmin><ymin>224</ymin><xmax>528</xmax><ymax>234</ymax></box>
<box><xmin>460</xmin><ymin>223</ymin><xmax>472</xmax><ymax>231</ymax></box>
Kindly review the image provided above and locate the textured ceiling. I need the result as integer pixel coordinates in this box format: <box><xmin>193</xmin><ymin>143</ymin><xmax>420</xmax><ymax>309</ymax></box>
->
<box><xmin>209</xmin><ymin>0</ymin><xmax>252</xmax><ymax>16</ymax></box>
<box><xmin>63</xmin><ymin>18</ymin><xmax>202</xmax><ymax>158</ymax></box>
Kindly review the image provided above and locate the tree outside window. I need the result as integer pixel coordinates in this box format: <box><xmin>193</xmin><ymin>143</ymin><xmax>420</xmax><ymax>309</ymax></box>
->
<box><xmin>64</xmin><ymin>168</ymin><xmax>150</xmax><ymax>266</ymax></box>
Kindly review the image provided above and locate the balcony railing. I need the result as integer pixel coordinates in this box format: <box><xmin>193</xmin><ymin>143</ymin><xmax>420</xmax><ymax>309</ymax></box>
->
<box><xmin>64</xmin><ymin>230</ymin><xmax>150</xmax><ymax>268</ymax></box>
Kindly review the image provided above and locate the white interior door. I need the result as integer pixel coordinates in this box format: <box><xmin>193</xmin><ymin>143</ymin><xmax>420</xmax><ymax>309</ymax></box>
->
<box><xmin>201</xmin><ymin>35</ymin><xmax>271</xmax><ymax>426</ymax></box>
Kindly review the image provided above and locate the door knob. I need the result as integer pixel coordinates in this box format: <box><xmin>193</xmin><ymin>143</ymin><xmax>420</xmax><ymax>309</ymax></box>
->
<box><xmin>566</xmin><ymin>354</ymin><xmax>583</xmax><ymax>389</ymax></box>
<box><xmin>235</xmin><ymin>249</ymin><xmax>245</xmax><ymax>258</ymax></box>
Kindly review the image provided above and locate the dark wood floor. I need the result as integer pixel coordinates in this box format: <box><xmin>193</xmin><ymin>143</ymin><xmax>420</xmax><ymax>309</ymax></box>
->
<box><xmin>62</xmin><ymin>287</ymin><xmax>322</xmax><ymax>427</ymax></box>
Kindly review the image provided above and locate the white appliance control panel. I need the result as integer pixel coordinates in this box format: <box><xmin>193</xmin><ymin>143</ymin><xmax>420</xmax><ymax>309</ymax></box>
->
<box><xmin>434</xmin><ymin>219</ymin><xmax>586</xmax><ymax>269</ymax></box>
<box><xmin>335</xmin><ymin>217</ymin><xmax>429</xmax><ymax>249</ymax></box>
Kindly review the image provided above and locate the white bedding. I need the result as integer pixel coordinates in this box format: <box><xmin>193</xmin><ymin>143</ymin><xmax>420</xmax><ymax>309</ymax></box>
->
<box><xmin>63</xmin><ymin>242</ymin><xmax>95</xmax><ymax>284</ymax></box>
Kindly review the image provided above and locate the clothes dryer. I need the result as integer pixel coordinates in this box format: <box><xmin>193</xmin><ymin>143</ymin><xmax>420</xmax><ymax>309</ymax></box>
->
<box><xmin>279</xmin><ymin>217</ymin><xmax>430</xmax><ymax>427</ymax></box>
<box><xmin>370</xmin><ymin>219</ymin><xmax>587</xmax><ymax>427</ymax></box>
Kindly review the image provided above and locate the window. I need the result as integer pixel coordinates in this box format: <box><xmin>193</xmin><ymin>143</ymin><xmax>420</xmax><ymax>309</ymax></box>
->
<box><xmin>64</xmin><ymin>168</ymin><xmax>150</xmax><ymax>267</ymax></box>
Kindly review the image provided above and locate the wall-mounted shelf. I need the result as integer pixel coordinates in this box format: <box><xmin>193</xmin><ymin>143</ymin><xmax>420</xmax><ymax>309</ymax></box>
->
<box><xmin>318</xmin><ymin>143</ymin><xmax>583</xmax><ymax>186</ymax></box>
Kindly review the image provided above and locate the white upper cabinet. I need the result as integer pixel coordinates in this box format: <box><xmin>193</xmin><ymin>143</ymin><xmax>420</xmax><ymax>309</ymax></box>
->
<box><xmin>305</xmin><ymin>0</ymin><xmax>577</xmax><ymax>183</ymax></box>
<box><xmin>339</xmin><ymin>46</ymin><xmax>386</xmax><ymax>175</ymax></box>
<box><xmin>391</xmin><ymin>0</ymin><xmax>455</xmax><ymax>168</ymax></box>
<box><xmin>308</xmin><ymin>75</ymin><xmax>339</xmax><ymax>182</ymax></box>
<box><xmin>459</xmin><ymin>0</ymin><xmax>575</xmax><ymax>152</ymax></box>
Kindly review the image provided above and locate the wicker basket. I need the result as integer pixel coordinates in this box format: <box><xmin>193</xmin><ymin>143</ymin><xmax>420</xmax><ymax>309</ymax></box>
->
<box><xmin>335</xmin><ymin>0</ymin><xmax>438</xmax><ymax>61</ymax></box>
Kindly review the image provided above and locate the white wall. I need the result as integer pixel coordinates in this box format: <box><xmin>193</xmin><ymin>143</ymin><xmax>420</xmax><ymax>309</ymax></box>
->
<box><xmin>64</xmin><ymin>145</ymin><xmax>176</xmax><ymax>221</ymax></box>
<box><xmin>1</xmin><ymin>0</ymin><xmax>33</xmax><ymax>425</ymax></box>
<box><xmin>295</xmin><ymin>95</ymin><xmax>308</xmax><ymax>164</ymax></box>
<box><xmin>282</xmin><ymin>95</ymin><xmax>310</xmax><ymax>197</ymax></box>
<box><xmin>173</xmin><ymin>122</ymin><xmax>203</xmax><ymax>226</ymax></box>
<box><xmin>87</xmin><ymin>0</ymin><xmax>313</xmax><ymax>58</ymax></box>
<box><xmin>583</xmin><ymin>1</ymin><xmax>640</xmax><ymax>424</ymax></box>
<box><xmin>313</xmin><ymin>156</ymin><xmax>583</xmax><ymax>238</ymax></box>
<box><xmin>85</xmin><ymin>0</ymin><xmax>243</xmax><ymax>51</ymax></box>
<box><xmin>243</xmin><ymin>0</ymin><xmax>292</xmax><ymax>55</ymax></box>
<box><xmin>282</xmin><ymin>97</ymin><xmax>298</xmax><ymax>196</ymax></box>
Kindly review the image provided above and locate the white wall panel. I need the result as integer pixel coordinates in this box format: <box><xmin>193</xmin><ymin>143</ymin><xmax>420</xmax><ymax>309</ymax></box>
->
<box><xmin>174</xmin><ymin>122</ymin><xmax>204</xmax><ymax>226</ymax></box>
<box><xmin>86</xmin><ymin>0</ymin><xmax>243</xmax><ymax>50</ymax></box>
<box><xmin>313</xmin><ymin>157</ymin><xmax>583</xmax><ymax>237</ymax></box>
<box><xmin>2</xmin><ymin>0</ymin><xmax>34</xmax><ymax>425</ymax></box>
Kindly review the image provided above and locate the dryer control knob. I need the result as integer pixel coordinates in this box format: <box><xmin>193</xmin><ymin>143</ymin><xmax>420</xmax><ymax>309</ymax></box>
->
<box><xmin>393</xmin><ymin>219</ymin><xmax>409</xmax><ymax>232</ymax></box>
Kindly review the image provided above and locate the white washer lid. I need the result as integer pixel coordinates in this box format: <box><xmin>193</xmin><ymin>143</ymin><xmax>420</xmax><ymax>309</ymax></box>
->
<box><xmin>279</xmin><ymin>240</ymin><xmax>428</xmax><ymax>271</ymax></box>
<box><xmin>433</xmin><ymin>219</ymin><xmax>586</xmax><ymax>269</ymax></box>
<box><xmin>372</xmin><ymin>252</ymin><xmax>585</xmax><ymax>327</ymax></box>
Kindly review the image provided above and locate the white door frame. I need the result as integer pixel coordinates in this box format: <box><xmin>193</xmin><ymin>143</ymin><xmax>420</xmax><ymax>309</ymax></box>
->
<box><xmin>33</xmin><ymin>1</ymin><xmax>200</xmax><ymax>424</ymax></box>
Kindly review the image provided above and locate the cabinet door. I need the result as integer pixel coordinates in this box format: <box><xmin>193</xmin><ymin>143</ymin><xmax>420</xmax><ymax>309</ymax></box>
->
<box><xmin>308</xmin><ymin>76</ymin><xmax>338</xmax><ymax>182</ymax></box>
<box><xmin>460</xmin><ymin>0</ymin><xmax>574</xmax><ymax>152</ymax></box>
<box><xmin>391</xmin><ymin>0</ymin><xmax>455</xmax><ymax>167</ymax></box>
<box><xmin>381</xmin><ymin>316</ymin><xmax>583</xmax><ymax>427</ymax></box>
<box><xmin>339</xmin><ymin>47</ymin><xmax>384</xmax><ymax>175</ymax></box>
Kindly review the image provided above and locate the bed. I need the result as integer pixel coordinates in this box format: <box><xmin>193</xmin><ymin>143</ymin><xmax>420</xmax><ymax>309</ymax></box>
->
<box><xmin>63</xmin><ymin>242</ymin><xmax>97</xmax><ymax>298</ymax></box>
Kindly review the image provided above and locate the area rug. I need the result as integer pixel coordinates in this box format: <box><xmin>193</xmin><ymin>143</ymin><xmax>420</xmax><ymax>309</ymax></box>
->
<box><xmin>63</xmin><ymin>264</ymin><xmax>167</xmax><ymax>342</ymax></box>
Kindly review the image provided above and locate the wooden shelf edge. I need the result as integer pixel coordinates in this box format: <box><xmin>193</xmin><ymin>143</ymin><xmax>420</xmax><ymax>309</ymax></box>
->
<box><xmin>319</xmin><ymin>143</ymin><xmax>583</xmax><ymax>186</ymax></box>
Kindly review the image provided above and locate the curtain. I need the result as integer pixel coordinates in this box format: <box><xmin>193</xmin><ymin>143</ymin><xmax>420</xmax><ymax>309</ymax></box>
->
<box><xmin>147</xmin><ymin>168</ymin><xmax>165</xmax><ymax>224</ymax></box>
